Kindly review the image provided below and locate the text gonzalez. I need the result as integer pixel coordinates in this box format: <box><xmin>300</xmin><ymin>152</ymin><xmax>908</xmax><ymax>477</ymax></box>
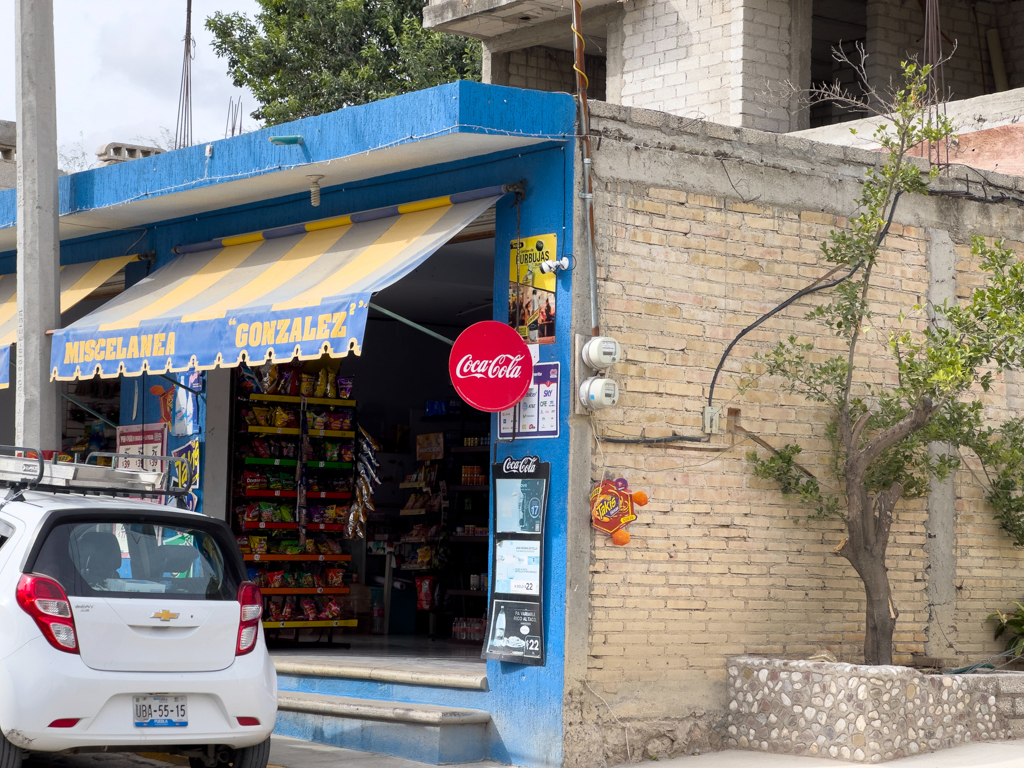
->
<box><xmin>233</xmin><ymin>312</ymin><xmax>348</xmax><ymax>348</ymax></box>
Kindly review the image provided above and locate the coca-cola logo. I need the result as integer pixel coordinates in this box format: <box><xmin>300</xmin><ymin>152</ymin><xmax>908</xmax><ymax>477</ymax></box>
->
<box><xmin>449</xmin><ymin>321</ymin><xmax>533</xmax><ymax>412</ymax></box>
<box><xmin>454</xmin><ymin>354</ymin><xmax>525</xmax><ymax>381</ymax></box>
<box><xmin>503</xmin><ymin>456</ymin><xmax>539</xmax><ymax>474</ymax></box>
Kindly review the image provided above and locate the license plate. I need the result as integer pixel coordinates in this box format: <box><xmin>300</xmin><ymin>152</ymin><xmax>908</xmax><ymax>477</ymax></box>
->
<box><xmin>133</xmin><ymin>695</ymin><xmax>188</xmax><ymax>727</ymax></box>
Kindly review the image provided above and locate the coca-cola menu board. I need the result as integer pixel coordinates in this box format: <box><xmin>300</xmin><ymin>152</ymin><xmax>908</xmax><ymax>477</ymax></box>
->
<box><xmin>483</xmin><ymin>455</ymin><xmax>548</xmax><ymax>665</ymax></box>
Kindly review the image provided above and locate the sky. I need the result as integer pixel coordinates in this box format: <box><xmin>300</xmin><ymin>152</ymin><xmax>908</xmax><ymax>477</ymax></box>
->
<box><xmin>0</xmin><ymin>0</ymin><xmax>261</xmax><ymax>162</ymax></box>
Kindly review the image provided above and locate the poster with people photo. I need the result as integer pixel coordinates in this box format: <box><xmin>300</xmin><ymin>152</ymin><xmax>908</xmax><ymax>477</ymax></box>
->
<box><xmin>509</xmin><ymin>235</ymin><xmax>557</xmax><ymax>345</ymax></box>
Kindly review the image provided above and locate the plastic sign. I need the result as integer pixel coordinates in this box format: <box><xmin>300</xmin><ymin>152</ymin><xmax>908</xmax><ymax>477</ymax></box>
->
<box><xmin>449</xmin><ymin>321</ymin><xmax>533</xmax><ymax>412</ymax></box>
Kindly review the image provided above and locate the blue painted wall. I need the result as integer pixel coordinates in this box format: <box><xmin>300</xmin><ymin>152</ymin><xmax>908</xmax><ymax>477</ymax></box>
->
<box><xmin>0</xmin><ymin>83</ymin><xmax>577</xmax><ymax>768</ymax></box>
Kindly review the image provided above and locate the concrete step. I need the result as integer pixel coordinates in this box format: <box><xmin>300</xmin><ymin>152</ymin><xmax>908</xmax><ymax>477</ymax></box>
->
<box><xmin>275</xmin><ymin>691</ymin><xmax>492</xmax><ymax>765</ymax></box>
<box><xmin>273</xmin><ymin>654</ymin><xmax>488</xmax><ymax>691</ymax></box>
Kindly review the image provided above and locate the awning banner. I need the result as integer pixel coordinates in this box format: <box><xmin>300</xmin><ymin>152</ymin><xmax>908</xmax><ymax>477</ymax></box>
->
<box><xmin>51</xmin><ymin>190</ymin><xmax>503</xmax><ymax>382</ymax></box>
<box><xmin>0</xmin><ymin>254</ymin><xmax>138</xmax><ymax>389</ymax></box>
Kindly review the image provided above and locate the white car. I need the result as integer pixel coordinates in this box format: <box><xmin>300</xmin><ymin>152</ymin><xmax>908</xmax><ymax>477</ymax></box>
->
<box><xmin>0</xmin><ymin>490</ymin><xmax>277</xmax><ymax>768</ymax></box>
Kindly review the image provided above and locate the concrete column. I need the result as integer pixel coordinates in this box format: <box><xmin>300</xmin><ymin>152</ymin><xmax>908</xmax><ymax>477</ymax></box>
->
<box><xmin>15</xmin><ymin>0</ymin><xmax>60</xmax><ymax>451</ymax></box>
<box><xmin>605</xmin><ymin>8</ymin><xmax>625</xmax><ymax>105</ymax></box>
<box><xmin>202</xmin><ymin>367</ymin><xmax>232</xmax><ymax>520</ymax></box>
<box><xmin>481</xmin><ymin>41</ymin><xmax>510</xmax><ymax>86</ymax></box>
<box><xmin>789</xmin><ymin>0</ymin><xmax>812</xmax><ymax>132</ymax></box>
<box><xmin>924</xmin><ymin>228</ymin><xmax>957</xmax><ymax>658</ymax></box>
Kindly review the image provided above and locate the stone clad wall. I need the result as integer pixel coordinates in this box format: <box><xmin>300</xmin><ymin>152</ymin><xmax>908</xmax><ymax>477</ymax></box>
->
<box><xmin>725</xmin><ymin>657</ymin><xmax>1017</xmax><ymax>762</ymax></box>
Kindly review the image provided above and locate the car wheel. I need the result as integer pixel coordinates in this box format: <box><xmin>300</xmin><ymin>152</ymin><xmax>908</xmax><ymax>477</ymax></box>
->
<box><xmin>0</xmin><ymin>730</ymin><xmax>21</xmax><ymax>768</ymax></box>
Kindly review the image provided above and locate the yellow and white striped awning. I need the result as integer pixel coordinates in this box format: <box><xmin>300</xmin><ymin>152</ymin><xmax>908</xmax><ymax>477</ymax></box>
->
<box><xmin>0</xmin><ymin>254</ymin><xmax>138</xmax><ymax>388</ymax></box>
<box><xmin>51</xmin><ymin>188</ymin><xmax>504</xmax><ymax>382</ymax></box>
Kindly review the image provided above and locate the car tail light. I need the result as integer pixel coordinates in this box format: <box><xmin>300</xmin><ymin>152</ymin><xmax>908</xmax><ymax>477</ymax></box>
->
<box><xmin>236</xmin><ymin>717</ymin><xmax>261</xmax><ymax>726</ymax></box>
<box><xmin>236</xmin><ymin>581</ymin><xmax>262</xmax><ymax>656</ymax></box>
<box><xmin>17</xmin><ymin>574</ymin><xmax>79</xmax><ymax>654</ymax></box>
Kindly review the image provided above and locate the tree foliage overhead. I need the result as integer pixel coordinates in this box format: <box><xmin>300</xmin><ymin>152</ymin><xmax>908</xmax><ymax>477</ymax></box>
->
<box><xmin>206</xmin><ymin>0</ymin><xmax>482</xmax><ymax>126</ymax></box>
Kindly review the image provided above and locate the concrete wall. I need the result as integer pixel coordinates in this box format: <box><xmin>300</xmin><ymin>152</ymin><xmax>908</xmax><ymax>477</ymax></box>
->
<box><xmin>565</xmin><ymin>100</ymin><xmax>1024</xmax><ymax>764</ymax></box>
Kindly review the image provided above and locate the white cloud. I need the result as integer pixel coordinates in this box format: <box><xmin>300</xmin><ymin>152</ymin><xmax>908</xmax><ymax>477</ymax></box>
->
<box><xmin>0</xmin><ymin>0</ymin><xmax>262</xmax><ymax>157</ymax></box>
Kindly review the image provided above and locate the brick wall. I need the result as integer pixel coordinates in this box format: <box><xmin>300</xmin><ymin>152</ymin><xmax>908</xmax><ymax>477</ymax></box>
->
<box><xmin>566</xmin><ymin>101</ymin><xmax>1024</xmax><ymax>763</ymax></box>
<box><xmin>507</xmin><ymin>46</ymin><xmax>607</xmax><ymax>101</ymax></box>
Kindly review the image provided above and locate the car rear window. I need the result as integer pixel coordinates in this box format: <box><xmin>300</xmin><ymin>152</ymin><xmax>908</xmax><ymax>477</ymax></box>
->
<box><xmin>33</xmin><ymin>521</ymin><xmax>239</xmax><ymax>600</ymax></box>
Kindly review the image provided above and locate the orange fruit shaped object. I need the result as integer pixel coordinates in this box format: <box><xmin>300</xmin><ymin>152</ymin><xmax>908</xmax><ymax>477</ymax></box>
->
<box><xmin>611</xmin><ymin>529</ymin><xmax>631</xmax><ymax>546</ymax></box>
<box><xmin>590</xmin><ymin>478</ymin><xmax>647</xmax><ymax>536</ymax></box>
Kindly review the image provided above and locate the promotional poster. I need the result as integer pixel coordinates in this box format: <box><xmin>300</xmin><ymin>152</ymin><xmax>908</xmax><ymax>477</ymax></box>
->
<box><xmin>485</xmin><ymin>456</ymin><xmax>549</xmax><ymax>665</ymax></box>
<box><xmin>508</xmin><ymin>235</ymin><xmax>557</xmax><ymax>345</ymax></box>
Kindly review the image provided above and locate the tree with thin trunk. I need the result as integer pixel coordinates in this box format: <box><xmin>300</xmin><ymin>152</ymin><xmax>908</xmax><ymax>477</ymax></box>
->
<box><xmin>748</xmin><ymin>59</ymin><xmax>1024</xmax><ymax>665</ymax></box>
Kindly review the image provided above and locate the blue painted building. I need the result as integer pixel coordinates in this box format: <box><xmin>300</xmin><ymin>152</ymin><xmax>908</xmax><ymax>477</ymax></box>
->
<box><xmin>0</xmin><ymin>83</ymin><xmax>591</xmax><ymax>768</ymax></box>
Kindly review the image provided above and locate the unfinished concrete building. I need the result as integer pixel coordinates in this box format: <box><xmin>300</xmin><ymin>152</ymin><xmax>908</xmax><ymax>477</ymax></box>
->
<box><xmin>425</xmin><ymin>0</ymin><xmax>1024</xmax><ymax>134</ymax></box>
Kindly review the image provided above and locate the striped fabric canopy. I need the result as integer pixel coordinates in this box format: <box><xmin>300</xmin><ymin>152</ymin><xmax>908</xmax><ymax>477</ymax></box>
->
<box><xmin>50</xmin><ymin>189</ymin><xmax>504</xmax><ymax>382</ymax></box>
<box><xmin>0</xmin><ymin>254</ymin><xmax>139</xmax><ymax>389</ymax></box>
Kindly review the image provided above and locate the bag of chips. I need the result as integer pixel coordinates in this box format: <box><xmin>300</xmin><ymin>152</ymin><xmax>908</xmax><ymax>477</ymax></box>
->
<box><xmin>236</xmin><ymin>535</ymin><xmax>251</xmax><ymax>553</ymax></box>
<box><xmin>299</xmin><ymin>571</ymin><xmax>316</xmax><ymax>588</ymax></box>
<box><xmin>324</xmin><ymin>443</ymin><xmax>340</xmax><ymax>462</ymax></box>
<box><xmin>237</xmin><ymin>364</ymin><xmax>262</xmax><ymax>394</ymax></box>
<box><xmin>300</xmin><ymin>373</ymin><xmax>316</xmax><ymax>397</ymax></box>
<box><xmin>281</xmin><ymin>571</ymin><xmax>297</xmax><ymax>588</ymax></box>
<box><xmin>326</xmin><ymin>538</ymin><xmax>343</xmax><ymax>554</ymax></box>
<box><xmin>281</xmin><ymin>441</ymin><xmax>297</xmax><ymax>459</ymax></box>
<box><xmin>278</xmin><ymin>505</ymin><xmax>294</xmax><ymax>523</ymax></box>
<box><xmin>261</xmin><ymin>364</ymin><xmax>280</xmax><ymax>394</ymax></box>
<box><xmin>243</xmin><ymin>471</ymin><xmax>265</xmax><ymax>490</ymax></box>
<box><xmin>249</xmin><ymin>536</ymin><xmax>268</xmax><ymax>554</ymax></box>
<box><xmin>336</xmin><ymin>375</ymin><xmax>354</xmax><ymax>399</ymax></box>
<box><xmin>321</xmin><ymin>597</ymin><xmax>342</xmax><ymax>619</ymax></box>
<box><xmin>258</xmin><ymin>502</ymin><xmax>275</xmax><ymax>522</ymax></box>
<box><xmin>266</xmin><ymin>599</ymin><xmax>283</xmax><ymax>621</ymax></box>
<box><xmin>315</xmin><ymin>368</ymin><xmax>329</xmax><ymax>398</ymax></box>
<box><xmin>325</xmin><ymin>568</ymin><xmax>347</xmax><ymax>587</ymax></box>
<box><xmin>282</xmin><ymin>596</ymin><xmax>297</xmax><ymax>620</ymax></box>
<box><xmin>301</xmin><ymin>598</ymin><xmax>319</xmax><ymax>621</ymax></box>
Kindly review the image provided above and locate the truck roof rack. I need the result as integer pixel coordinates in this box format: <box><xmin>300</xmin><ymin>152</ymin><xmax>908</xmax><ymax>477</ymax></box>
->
<box><xmin>0</xmin><ymin>446</ymin><xmax>193</xmax><ymax>501</ymax></box>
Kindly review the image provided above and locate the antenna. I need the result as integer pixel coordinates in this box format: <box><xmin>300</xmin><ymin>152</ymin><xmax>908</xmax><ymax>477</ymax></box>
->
<box><xmin>224</xmin><ymin>96</ymin><xmax>244</xmax><ymax>139</ymax></box>
<box><xmin>174</xmin><ymin>0</ymin><xmax>194</xmax><ymax>150</ymax></box>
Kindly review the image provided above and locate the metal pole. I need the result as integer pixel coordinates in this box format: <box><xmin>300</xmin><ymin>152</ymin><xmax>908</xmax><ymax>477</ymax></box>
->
<box><xmin>368</xmin><ymin>302</ymin><xmax>455</xmax><ymax>346</ymax></box>
<box><xmin>15</xmin><ymin>0</ymin><xmax>61</xmax><ymax>451</ymax></box>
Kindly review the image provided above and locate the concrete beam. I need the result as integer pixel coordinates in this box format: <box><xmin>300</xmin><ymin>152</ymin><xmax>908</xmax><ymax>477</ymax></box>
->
<box><xmin>15</xmin><ymin>0</ymin><xmax>60</xmax><ymax>451</ymax></box>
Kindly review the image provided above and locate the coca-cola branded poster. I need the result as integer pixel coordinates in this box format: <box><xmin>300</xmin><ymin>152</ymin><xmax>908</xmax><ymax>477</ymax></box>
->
<box><xmin>449</xmin><ymin>321</ymin><xmax>533</xmax><ymax>412</ymax></box>
<box><xmin>484</xmin><ymin>455</ymin><xmax>548</xmax><ymax>665</ymax></box>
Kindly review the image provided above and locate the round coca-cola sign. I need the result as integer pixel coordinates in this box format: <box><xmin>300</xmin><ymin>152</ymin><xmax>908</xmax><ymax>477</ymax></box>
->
<box><xmin>449</xmin><ymin>321</ymin><xmax>533</xmax><ymax>412</ymax></box>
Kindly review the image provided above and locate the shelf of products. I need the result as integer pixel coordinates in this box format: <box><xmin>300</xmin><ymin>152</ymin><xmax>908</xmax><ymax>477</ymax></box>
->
<box><xmin>448</xmin><ymin>589</ymin><xmax>488</xmax><ymax>597</ymax></box>
<box><xmin>262</xmin><ymin>620</ymin><xmax>359</xmax><ymax>629</ymax></box>
<box><xmin>244</xmin><ymin>522</ymin><xmax>349</xmax><ymax>531</ymax></box>
<box><xmin>250</xmin><ymin>394</ymin><xmax>356</xmax><ymax>407</ymax></box>
<box><xmin>230</xmin><ymin>360</ymin><xmax>381</xmax><ymax>642</ymax></box>
<box><xmin>244</xmin><ymin>554</ymin><xmax>352</xmax><ymax>562</ymax></box>
<box><xmin>244</xmin><ymin>457</ymin><xmax>352</xmax><ymax>469</ymax></box>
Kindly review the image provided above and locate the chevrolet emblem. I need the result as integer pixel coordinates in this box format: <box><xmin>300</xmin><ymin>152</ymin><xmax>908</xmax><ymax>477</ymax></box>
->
<box><xmin>151</xmin><ymin>610</ymin><xmax>180</xmax><ymax>622</ymax></box>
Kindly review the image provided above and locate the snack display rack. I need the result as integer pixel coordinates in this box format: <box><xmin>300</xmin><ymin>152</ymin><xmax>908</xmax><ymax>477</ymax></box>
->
<box><xmin>229</xmin><ymin>362</ymin><xmax>367</xmax><ymax>637</ymax></box>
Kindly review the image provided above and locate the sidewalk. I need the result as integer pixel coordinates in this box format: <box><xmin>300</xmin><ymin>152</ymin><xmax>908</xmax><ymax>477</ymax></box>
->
<box><xmin>268</xmin><ymin>736</ymin><xmax>500</xmax><ymax>768</ymax></box>
<box><xmin>650</xmin><ymin>741</ymin><xmax>1024</xmax><ymax>767</ymax></box>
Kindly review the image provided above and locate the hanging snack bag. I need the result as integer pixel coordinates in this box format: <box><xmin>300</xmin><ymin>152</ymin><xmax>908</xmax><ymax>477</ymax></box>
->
<box><xmin>326</xmin><ymin>368</ymin><xmax>337</xmax><ymax>399</ymax></box>
<box><xmin>416</xmin><ymin>577</ymin><xmax>435</xmax><ymax>610</ymax></box>
<box><xmin>237</xmin><ymin>364</ymin><xmax>262</xmax><ymax>394</ymax></box>
<box><xmin>277</xmin><ymin>368</ymin><xmax>295</xmax><ymax>396</ymax></box>
<box><xmin>336</xmin><ymin>375</ymin><xmax>354</xmax><ymax>399</ymax></box>
<box><xmin>315</xmin><ymin>368</ymin><xmax>330</xmax><ymax>398</ymax></box>
<box><xmin>300</xmin><ymin>373</ymin><xmax>316</xmax><ymax>397</ymax></box>
<box><xmin>261</xmin><ymin>364</ymin><xmax>280</xmax><ymax>394</ymax></box>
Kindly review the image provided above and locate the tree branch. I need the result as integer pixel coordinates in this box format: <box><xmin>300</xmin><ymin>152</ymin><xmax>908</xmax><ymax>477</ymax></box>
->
<box><xmin>856</xmin><ymin>397</ymin><xmax>941</xmax><ymax>471</ymax></box>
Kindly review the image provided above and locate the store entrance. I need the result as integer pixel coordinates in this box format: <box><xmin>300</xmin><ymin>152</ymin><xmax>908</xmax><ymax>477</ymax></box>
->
<box><xmin>227</xmin><ymin>230</ymin><xmax>496</xmax><ymax>665</ymax></box>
